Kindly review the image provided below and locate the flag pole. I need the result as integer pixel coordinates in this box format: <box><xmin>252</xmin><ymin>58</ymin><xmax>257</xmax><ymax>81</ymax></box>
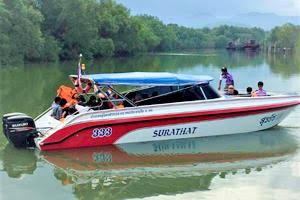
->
<box><xmin>77</xmin><ymin>53</ymin><xmax>83</xmax><ymax>86</ymax></box>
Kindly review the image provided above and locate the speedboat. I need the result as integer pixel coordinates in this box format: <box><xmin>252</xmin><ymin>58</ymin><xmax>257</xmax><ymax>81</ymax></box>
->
<box><xmin>2</xmin><ymin>72</ymin><xmax>300</xmax><ymax>151</ymax></box>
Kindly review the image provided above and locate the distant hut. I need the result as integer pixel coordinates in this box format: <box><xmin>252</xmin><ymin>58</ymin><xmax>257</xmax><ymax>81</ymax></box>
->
<box><xmin>242</xmin><ymin>40</ymin><xmax>260</xmax><ymax>51</ymax></box>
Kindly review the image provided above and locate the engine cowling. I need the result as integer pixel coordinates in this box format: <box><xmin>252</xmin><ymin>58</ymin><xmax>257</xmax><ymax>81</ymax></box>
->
<box><xmin>2</xmin><ymin>113</ymin><xmax>38</xmax><ymax>148</ymax></box>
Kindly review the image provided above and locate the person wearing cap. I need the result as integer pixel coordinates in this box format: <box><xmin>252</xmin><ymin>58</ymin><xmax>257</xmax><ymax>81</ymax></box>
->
<box><xmin>218</xmin><ymin>67</ymin><xmax>234</xmax><ymax>91</ymax></box>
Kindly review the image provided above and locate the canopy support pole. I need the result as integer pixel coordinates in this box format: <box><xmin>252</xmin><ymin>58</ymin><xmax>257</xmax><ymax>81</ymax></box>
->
<box><xmin>107</xmin><ymin>86</ymin><xmax>137</xmax><ymax>107</ymax></box>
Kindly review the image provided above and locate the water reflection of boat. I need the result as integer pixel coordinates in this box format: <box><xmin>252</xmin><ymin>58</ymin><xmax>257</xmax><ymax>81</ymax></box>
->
<box><xmin>1</xmin><ymin>129</ymin><xmax>298</xmax><ymax>199</ymax></box>
<box><xmin>41</xmin><ymin>129</ymin><xmax>297</xmax><ymax>173</ymax></box>
<box><xmin>1</xmin><ymin>145</ymin><xmax>37</xmax><ymax>178</ymax></box>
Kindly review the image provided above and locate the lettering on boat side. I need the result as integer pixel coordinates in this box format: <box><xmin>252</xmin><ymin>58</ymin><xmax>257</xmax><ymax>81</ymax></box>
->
<box><xmin>153</xmin><ymin>127</ymin><xmax>197</xmax><ymax>137</ymax></box>
<box><xmin>92</xmin><ymin>127</ymin><xmax>112</xmax><ymax>138</ymax></box>
<box><xmin>90</xmin><ymin>108</ymin><xmax>153</xmax><ymax>119</ymax></box>
<box><xmin>259</xmin><ymin>114</ymin><xmax>277</xmax><ymax>126</ymax></box>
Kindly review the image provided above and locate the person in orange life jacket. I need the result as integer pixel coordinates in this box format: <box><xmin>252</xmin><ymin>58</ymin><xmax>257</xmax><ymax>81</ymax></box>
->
<box><xmin>56</xmin><ymin>85</ymin><xmax>78</xmax><ymax>106</ymax></box>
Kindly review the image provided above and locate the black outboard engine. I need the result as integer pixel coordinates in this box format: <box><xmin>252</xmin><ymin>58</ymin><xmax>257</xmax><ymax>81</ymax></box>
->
<box><xmin>2</xmin><ymin>113</ymin><xmax>38</xmax><ymax>148</ymax></box>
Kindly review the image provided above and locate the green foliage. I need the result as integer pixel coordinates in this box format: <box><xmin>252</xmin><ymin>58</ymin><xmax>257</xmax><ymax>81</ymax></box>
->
<box><xmin>93</xmin><ymin>38</ymin><xmax>115</xmax><ymax>57</ymax></box>
<box><xmin>0</xmin><ymin>0</ymin><xmax>60</xmax><ymax>64</ymax></box>
<box><xmin>41</xmin><ymin>0</ymin><xmax>99</xmax><ymax>59</ymax></box>
<box><xmin>0</xmin><ymin>0</ymin><xmax>299</xmax><ymax>65</ymax></box>
<box><xmin>40</xmin><ymin>34</ymin><xmax>61</xmax><ymax>61</ymax></box>
<box><xmin>267</xmin><ymin>23</ymin><xmax>300</xmax><ymax>48</ymax></box>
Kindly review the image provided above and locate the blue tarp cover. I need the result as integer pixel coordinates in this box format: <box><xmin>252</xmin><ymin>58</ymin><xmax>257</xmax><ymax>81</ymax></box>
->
<box><xmin>76</xmin><ymin>72</ymin><xmax>213</xmax><ymax>86</ymax></box>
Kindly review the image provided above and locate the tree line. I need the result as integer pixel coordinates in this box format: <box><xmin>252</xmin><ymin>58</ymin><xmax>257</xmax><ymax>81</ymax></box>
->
<box><xmin>1</xmin><ymin>0</ymin><xmax>299</xmax><ymax>65</ymax></box>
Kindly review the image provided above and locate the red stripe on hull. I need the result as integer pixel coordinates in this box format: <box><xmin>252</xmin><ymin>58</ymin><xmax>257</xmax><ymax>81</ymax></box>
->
<box><xmin>39</xmin><ymin>103</ymin><xmax>298</xmax><ymax>151</ymax></box>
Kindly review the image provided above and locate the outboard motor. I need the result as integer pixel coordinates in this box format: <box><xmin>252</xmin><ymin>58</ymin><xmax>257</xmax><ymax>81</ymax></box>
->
<box><xmin>2</xmin><ymin>113</ymin><xmax>27</xmax><ymax>139</ymax></box>
<box><xmin>2</xmin><ymin>113</ymin><xmax>38</xmax><ymax>148</ymax></box>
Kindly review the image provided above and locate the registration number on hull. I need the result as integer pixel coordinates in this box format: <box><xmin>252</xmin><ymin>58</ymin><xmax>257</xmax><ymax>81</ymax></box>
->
<box><xmin>259</xmin><ymin>114</ymin><xmax>277</xmax><ymax>126</ymax></box>
<box><xmin>92</xmin><ymin>127</ymin><xmax>112</xmax><ymax>138</ymax></box>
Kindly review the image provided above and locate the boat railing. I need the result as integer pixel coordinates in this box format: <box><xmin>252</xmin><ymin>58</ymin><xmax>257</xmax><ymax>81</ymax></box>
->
<box><xmin>67</xmin><ymin>98</ymin><xmax>130</xmax><ymax>118</ymax></box>
<box><xmin>35</xmin><ymin>106</ymin><xmax>52</xmax><ymax>121</ymax></box>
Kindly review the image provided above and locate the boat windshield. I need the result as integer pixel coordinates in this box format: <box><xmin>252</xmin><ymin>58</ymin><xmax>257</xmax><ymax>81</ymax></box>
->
<box><xmin>124</xmin><ymin>83</ymin><xmax>220</xmax><ymax>106</ymax></box>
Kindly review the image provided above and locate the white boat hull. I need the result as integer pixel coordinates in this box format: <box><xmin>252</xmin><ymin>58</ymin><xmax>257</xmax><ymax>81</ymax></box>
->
<box><xmin>115</xmin><ymin>106</ymin><xmax>293</xmax><ymax>144</ymax></box>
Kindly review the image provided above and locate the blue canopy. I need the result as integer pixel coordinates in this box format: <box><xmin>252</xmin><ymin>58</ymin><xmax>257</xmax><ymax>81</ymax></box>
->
<box><xmin>72</xmin><ymin>72</ymin><xmax>213</xmax><ymax>86</ymax></box>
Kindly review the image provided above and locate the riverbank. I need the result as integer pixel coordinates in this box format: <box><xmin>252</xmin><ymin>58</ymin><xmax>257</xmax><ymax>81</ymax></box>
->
<box><xmin>2</xmin><ymin>1</ymin><xmax>299</xmax><ymax>65</ymax></box>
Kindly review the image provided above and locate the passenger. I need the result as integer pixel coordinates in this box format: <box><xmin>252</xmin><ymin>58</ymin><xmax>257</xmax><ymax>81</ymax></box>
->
<box><xmin>130</xmin><ymin>93</ymin><xmax>142</xmax><ymax>106</ymax></box>
<box><xmin>77</xmin><ymin>95</ymin><xmax>86</xmax><ymax>106</ymax></box>
<box><xmin>246</xmin><ymin>87</ymin><xmax>253</xmax><ymax>95</ymax></box>
<box><xmin>133</xmin><ymin>93</ymin><xmax>142</xmax><ymax>102</ymax></box>
<box><xmin>56</xmin><ymin>85</ymin><xmax>78</xmax><ymax>106</ymax></box>
<box><xmin>233</xmin><ymin>89</ymin><xmax>239</xmax><ymax>95</ymax></box>
<box><xmin>114</xmin><ymin>103</ymin><xmax>124</xmax><ymax>109</ymax></box>
<box><xmin>63</xmin><ymin>105</ymin><xmax>77</xmax><ymax>117</ymax></box>
<box><xmin>111</xmin><ymin>94</ymin><xmax>124</xmax><ymax>109</ymax></box>
<box><xmin>114</xmin><ymin>101</ymin><xmax>124</xmax><ymax>109</ymax></box>
<box><xmin>51</xmin><ymin>97</ymin><xmax>61</xmax><ymax>117</ymax></box>
<box><xmin>53</xmin><ymin>98</ymin><xmax>67</xmax><ymax>120</ymax></box>
<box><xmin>74</xmin><ymin>79</ymin><xmax>93</xmax><ymax>94</ymax></box>
<box><xmin>51</xmin><ymin>96</ymin><xmax>61</xmax><ymax>109</ymax></box>
<box><xmin>218</xmin><ymin>67</ymin><xmax>234</xmax><ymax>91</ymax></box>
<box><xmin>86</xmin><ymin>95</ymin><xmax>98</xmax><ymax>108</ymax></box>
<box><xmin>93</xmin><ymin>84</ymin><xmax>112</xmax><ymax>99</ymax></box>
<box><xmin>254</xmin><ymin>81</ymin><xmax>267</xmax><ymax>96</ymax></box>
<box><xmin>71</xmin><ymin>92</ymin><xmax>79</xmax><ymax>103</ymax></box>
<box><xmin>226</xmin><ymin>85</ymin><xmax>239</xmax><ymax>95</ymax></box>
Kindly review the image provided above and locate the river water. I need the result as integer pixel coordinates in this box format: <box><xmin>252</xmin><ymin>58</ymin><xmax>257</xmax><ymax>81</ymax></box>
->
<box><xmin>0</xmin><ymin>50</ymin><xmax>300</xmax><ymax>200</ymax></box>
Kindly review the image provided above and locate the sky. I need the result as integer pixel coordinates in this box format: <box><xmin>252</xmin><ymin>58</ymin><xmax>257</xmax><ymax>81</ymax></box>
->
<box><xmin>116</xmin><ymin>0</ymin><xmax>300</xmax><ymax>19</ymax></box>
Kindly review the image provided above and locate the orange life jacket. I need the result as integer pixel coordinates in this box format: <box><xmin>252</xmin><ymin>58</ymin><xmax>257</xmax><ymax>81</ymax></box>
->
<box><xmin>56</xmin><ymin>85</ymin><xmax>78</xmax><ymax>105</ymax></box>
